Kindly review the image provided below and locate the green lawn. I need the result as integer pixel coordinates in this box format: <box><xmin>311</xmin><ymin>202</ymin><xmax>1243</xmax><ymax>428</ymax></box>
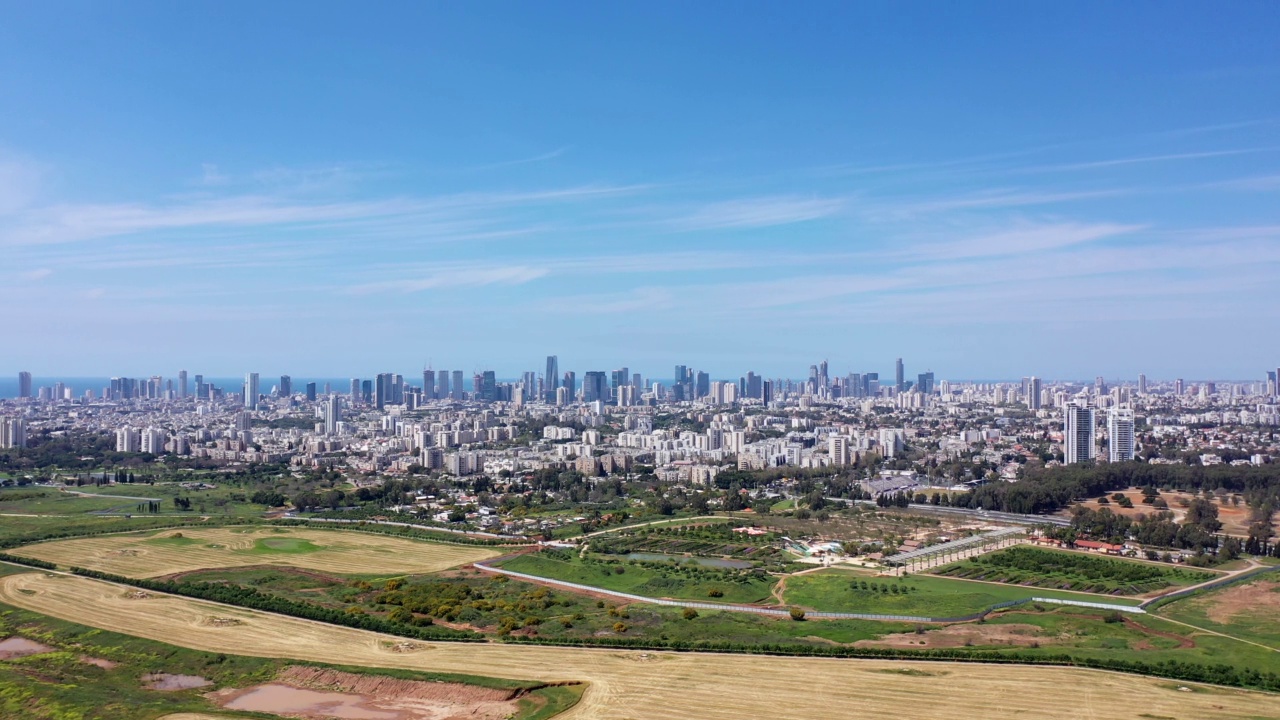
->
<box><xmin>932</xmin><ymin>546</ymin><xmax>1216</xmax><ymax>595</ymax></box>
<box><xmin>497</xmin><ymin>550</ymin><xmax>777</xmax><ymax>604</ymax></box>
<box><xmin>0</xmin><ymin>487</ymin><xmax>140</xmax><ymax>515</ymax></box>
<box><xmin>783</xmin><ymin>569</ymin><xmax>1141</xmax><ymax>618</ymax></box>
<box><xmin>1152</xmin><ymin>575</ymin><xmax>1280</xmax><ymax>650</ymax></box>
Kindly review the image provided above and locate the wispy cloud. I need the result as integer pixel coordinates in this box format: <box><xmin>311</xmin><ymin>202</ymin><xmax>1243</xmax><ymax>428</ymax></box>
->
<box><xmin>1019</xmin><ymin>148</ymin><xmax>1271</xmax><ymax>173</ymax></box>
<box><xmin>672</xmin><ymin>196</ymin><xmax>843</xmax><ymax>230</ymax></box>
<box><xmin>343</xmin><ymin>265</ymin><xmax>549</xmax><ymax>295</ymax></box>
<box><xmin>474</xmin><ymin>147</ymin><xmax>570</xmax><ymax>170</ymax></box>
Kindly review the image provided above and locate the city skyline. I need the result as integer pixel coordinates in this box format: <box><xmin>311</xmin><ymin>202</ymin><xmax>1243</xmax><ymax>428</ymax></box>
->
<box><xmin>1</xmin><ymin>5</ymin><xmax>1278</xmax><ymax>378</ymax></box>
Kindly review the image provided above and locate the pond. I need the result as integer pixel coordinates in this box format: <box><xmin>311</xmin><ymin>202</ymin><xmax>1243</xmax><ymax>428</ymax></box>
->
<box><xmin>625</xmin><ymin>552</ymin><xmax>752</xmax><ymax>569</ymax></box>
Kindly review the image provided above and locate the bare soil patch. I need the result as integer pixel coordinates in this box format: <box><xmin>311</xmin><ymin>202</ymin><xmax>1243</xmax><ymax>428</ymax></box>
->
<box><xmin>208</xmin><ymin>665</ymin><xmax>520</xmax><ymax>720</ymax></box>
<box><xmin>855</xmin><ymin>623</ymin><xmax>1047</xmax><ymax>649</ymax></box>
<box><xmin>0</xmin><ymin>636</ymin><xmax>54</xmax><ymax>659</ymax></box>
<box><xmin>143</xmin><ymin>673</ymin><xmax>212</xmax><ymax>691</ymax></box>
<box><xmin>1204</xmin><ymin>579</ymin><xmax>1280</xmax><ymax>625</ymax></box>
<box><xmin>79</xmin><ymin>655</ymin><xmax>118</xmax><ymax>669</ymax></box>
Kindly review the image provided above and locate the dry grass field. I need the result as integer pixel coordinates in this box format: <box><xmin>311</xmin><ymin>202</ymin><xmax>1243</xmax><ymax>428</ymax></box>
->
<box><xmin>10</xmin><ymin>526</ymin><xmax>499</xmax><ymax>577</ymax></box>
<box><xmin>2</xmin><ymin>571</ymin><xmax>1275</xmax><ymax>720</ymax></box>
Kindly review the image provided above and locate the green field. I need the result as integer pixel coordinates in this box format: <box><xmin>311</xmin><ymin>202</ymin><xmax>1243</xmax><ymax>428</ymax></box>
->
<box><xmin>0</xmin><ymin>596</ymin><xmax>580</xmax><ymax>720</ymax></box>
<box><xmin>499</xmin><ymin>550</ymin><xmax>777</xmax><ymax>604</ymax></box>
<box><xmin>782</xmin><ymin>569</ymin><xmax>1142</xmax><ymax>618</ymax></box>
<box><xmin>247</xmin><ymin>536</ymin><xmax>323</xmax><ymax>554</ymax></box>
<box><xmin>933</xmin><ymin>546</ymin><xmax>1217</xmax><ymax>595</ymax></box>
<box><xmin>1152</xmin><ymin>574</ymin><xmax>1280</xmax><ymax>650</ymax></box>
<box><xmin>0</xmin><ymin>487</ymin><xmax>140</xmax><ymax>515</ymax></box>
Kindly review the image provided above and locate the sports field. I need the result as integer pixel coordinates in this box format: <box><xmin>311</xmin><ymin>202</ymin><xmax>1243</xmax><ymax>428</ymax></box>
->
<box><xmin>11</xmin><ymin>526</ymin><xmax>499</xmax><ymax>577</ymax></box>
<box><xmin>1</xmin><ymin>571</ymin><xmax>1275</xmax><ymax>720</ymax></box>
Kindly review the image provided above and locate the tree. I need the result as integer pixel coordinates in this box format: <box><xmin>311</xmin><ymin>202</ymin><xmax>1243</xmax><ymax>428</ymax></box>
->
<box><xmin>1185</xmin><ymin>498</ymin><xmax>1223</xmax><ymax>534</ymax></box>
<box><xmin>789</xmin><ymin>607</ymin><xmax>806</xmax><ymax>621</ymax></box>
<box><xmin>682</xmin><ymin>607</ymin><xmax>699</xmax><ymax>620</ymax></box>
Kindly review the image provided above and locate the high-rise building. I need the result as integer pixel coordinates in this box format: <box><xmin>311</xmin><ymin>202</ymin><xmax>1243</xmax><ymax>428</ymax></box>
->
<box><xmin>563</xmin><ymin>371</ymin><xmax>576</xmax><ymax>400</ymax></box>
<box><xmin>610</xmin><ymin>368</ymin><xmax>629</xmax><ymax>403</ymax></box>
<box><xmin>115</xmin><ymin>427</ymin><xmax>140</xmax><ymax>453</ymax></box>
<box><xmin>279</xmin><ymin>375</ymin><xmax>292</xmax><ymax>398</ymax></box>
<box><xmin>828</xmin><ymin>435</ymin><xmax>850</xmax><ymax>465</ymax></box>
<box><xmin>762</xmin><ymin>380</ymin><xmax>773</xmax><ymax>405</ymax></box>
<box><xmin>305</xmin><ymin>382</ymin><xmax>317</xmax><ymax>401</ymax></box>
<box><xmin>916</xmin><ymin>371</ymin><xmax>936</xmax><ymax>395</ymax></box>
<box><xmin>361</xmin><ymin>380</ymin><xmax>373</xmax><ymax>404</ymax></box>
<box><xmin>1108</xmin><ymin>408</ymin><xmax>1135</xmax><ymax>463</ymax></box>
<box><xmin>350</xmin><ymin>378</ymin><xmax>360</xmax><ymax>401</ymax></box>
<box><xmin>243</xmin><ymin>373</ymin><xmax>260</xmax><ymax>410</ymax></box>
<box><xmin>451</xmin><ymin>371</ymin><xmax>464</xmax><ymax>400</ymax></box>
<box><xmin>895</xmin><ymin>358</ymin><xmax>904</xmax><ymax>392</ymax></box>
<box><xmin>545</xmin><ymin>356</ymin><xmax>559</xmax><ymax>402</ymax></box>
<box><xmin>583</xmin><ymin>371</ymin><xmax>608</xmax><ymax>403</ymax></box>
<box><xmin>1174</xmin><ymin>378</ymin><xmax>1185</xmax><ymax>396</ymax></box>
<box><xmin>0</xmin><ymin>418</ymin><xmax>26</xmax><ymax>449</ymax></box>
<box><xmin>1027</xmin><ymin>376</ymin><xmax>1042</xmax><ymax>410</ymax></box>
<box><xmin>178</xmin><ymin>370</ymin><xmax>188</xmax><ymax>399</ymax></box>
<box><xmin>324</xmin><ymin>395</ymin><xmax>342</xmax><ymax>435</ymax></box>
<box><xmin>422</xmin><ymin>369</ymin><xmax>435</xmax><ymax>400</ymax></box>
<box><xmin>1138</xmin><ymin>373</ymin><xmax>1147</xmax><ymax>395</ymax></box>
<box><xmin>375</xmin><ymin>373</ymin><xmax>391</xmax><ymax>410</ymax></box>
<box><xmin>1064</xmin><ymin>401</ymin><xmax>1096</xmax><ymax>465</ymax></box>
<box><xmin>17</xmin><ymin>371</ymin><xmax>32</xmax><ymax>399</ymax></box>
<box><xmin>695</xmin><ymin>371</ymin><xmax>710</xmax><ymax>399</ymax></box>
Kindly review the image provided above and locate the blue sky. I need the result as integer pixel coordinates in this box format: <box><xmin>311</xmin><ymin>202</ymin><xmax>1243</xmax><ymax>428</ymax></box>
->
<box><xmin>1</xmin><ymin>2</ymin><xmax>1278</xmax><ymax>381</ymax></box>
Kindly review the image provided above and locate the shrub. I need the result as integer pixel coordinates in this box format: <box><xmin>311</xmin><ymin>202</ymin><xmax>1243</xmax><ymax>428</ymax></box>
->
<box><xmin>707</xmin><ymin>588</ymin><xmax>724</xmax><ymax>598</ymax></box>
<box><xmin>682</xmin><ymin>608</ymin><xmax>699</xmax><ymax>620</ymax></box>
<box><xmin>789</xmin><ymin>607</ymin><xmax>806</xmax><ymax>621</ymax></box>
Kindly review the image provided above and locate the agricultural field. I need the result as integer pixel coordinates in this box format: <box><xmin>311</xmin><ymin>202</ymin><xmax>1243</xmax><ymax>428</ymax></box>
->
<box><xmin>12</xmin><ymin>526</ymin><xmax>500</xmax><ymax>577</ymax></box>
<box><xmin>1153</xmin><ymin>573</ymin><xmax>1280</xmax><ymax>650</ymax></box>
<box><xmin>0</xmin><ymin>486</ymin><xmax>141</xmax><ymax>515</ymax></box>
<box><xmin>782</xmin><ymin>569</ymin><xmax>1142</xmax><ymax>618</ymax></box>
<box><xmin>65</xmin><ymin>482</ymin><xmax>271</xmax><ymax>518</ymax></box>
<box><xmin>933</xmin><ymin>546</ymin><xmax>1217</xmax><ymax>595</ymax></box>
<box><xmin>498</xmin><ymin>549</ymin><xmax>777</xmax><ymax>604</ymax></box>
<box><xmin>0</xmin><ymin>595</ymin><xmax>580</xmax><ymax>720</ymax></box>
<box><xmin>2</xmin><ymin>570</ymin><xmax>1277</xmax><ymax>720</ymax></box>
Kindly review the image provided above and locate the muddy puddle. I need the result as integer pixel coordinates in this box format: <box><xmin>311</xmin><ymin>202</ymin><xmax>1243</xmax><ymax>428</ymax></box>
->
<box><xmin>0</xmin><ymin>637</ymin><xmax>54</xmax><ymax>659</ymax></box>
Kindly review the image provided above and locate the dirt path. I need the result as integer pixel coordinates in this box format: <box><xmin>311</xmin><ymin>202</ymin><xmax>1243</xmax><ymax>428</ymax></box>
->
<box><xmin>1152</xmin><ymin>615</ymin><xmax>1280</xmax><ymax>654</ymax></box>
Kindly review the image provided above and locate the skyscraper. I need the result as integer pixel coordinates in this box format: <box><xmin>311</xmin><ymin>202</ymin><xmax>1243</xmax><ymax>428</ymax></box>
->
<box><xmin>1027</xmin><ymin>376</ymin><xmax>1042</xmax><ymax>410</ymax></box>
<box><xmin>305</xmin><ymin>382</ymin><xmax>317</xmax><ymax>401</ymax></box>
<box><xmin>1174</xmin><ymin>378</ymin><xmax>1185</xmax><ymax>396</ymax></box>
<box><xmin>18</xmin><ymin>372</ymin><xmax>32</xmax><ymax>399</ymax></box>
<box><xmin>375</xmin><ymin>373</ymin><xmax>391</xmax><ymax>410</ymax></box>
<box><xmin>1108</xmin><ymin>408</ymin><xmax>1135</xmax><ymax>463</ymax></box>
<box><xmin>917</xmin><ymin>371</ymin><xmax>936</xmax><ymax>395</ymax></box>
<box><xmin>178</xmin><ymin>370</ymin><xmax>188</xmax><ymax>399</ymax></box>
<box><xmin>451</xmin><ymin>371</ymin><xmax>464</xmax><ymax>400</ymax></box>
<box><xmin>243</xmin><ymin>372</ymin><xmax>260</xmax><ymax>410</ymax></box>
<box><xmin>422</xmin><ymin>369</ymin><xmax>435</xmax><ymax>400</ymax></box>
<box><xmin>324</xmin><ymin>394</ymin><xmax>342</xmax><ymax>436</ymax></box>
<box><xmin>350</xmin><ymin>378</ymin><xmax>360</xmax><ymax>401</ymax></box>
<box><xmin>1138</xmin><ymin>373</ymin><xmax>1147</xmax><ymax>395</ymax></box>
<box><xmin>437</xmin><ymin>371</ymin><xmax>449</xmax><ymax>400</ymax></box>
<box><xmin>895</xmin><ymin>358</ymin><xmax>904</xmax><ymax>392</ymax></box>
<box><xmin>563</xmin><ymin>371</ymin><xmax>576</xmax><ymax>400</ymax></box>
<box><xmin>279</xmin><ymin>375</ymin><xmax>292</xmax><ymax>398</ymax></box>
<box><xmin>583</xmin><ymin>371</ymin><xmax>608</xmax><ymax>403</ymax></box>
<box><xmin>1064</xmin><ymin>401</ymin><xmax>1096</xmax><ymax>465</ymax></box>
<box><xmin>545</xmin><ymin>356</ymin><xmax>559</xmax><ymax>403</ymax></box>
<box><xmin>481</xmin><ymin>371</ymin><xmax>497</xmax><ymax>401</ymax></box>
<box><xmin>695</xmin><ymin>371</ymin><xmax>710</xmax><ymax>399</ymax></box>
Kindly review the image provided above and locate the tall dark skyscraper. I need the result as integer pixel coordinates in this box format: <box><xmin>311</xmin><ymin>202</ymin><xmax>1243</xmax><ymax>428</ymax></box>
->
<box><xmin>563</xmin><ymin>371</ymin><xmax>576</xmax><ymax>400</ymax></box>
<box><xmin>916</xmin><ymin>371</ymin><xmax>935</xmax><ymax>395</ymax></box>
<box><xmin>18</xmin><ymin>371</ymin><xmax>32</xmax><ymax>399</ymax></box>
<box><xmin>545</xmin><ymin>355</ymin><xmax>559</xmax><ymax>402</ymax></box>
<box><xmin>423</xmin><ymin>369</ymin><xmax>435</xmax><ymax>400</ymax></box>
<box><xmin>178</xmin><ymin>370</ymin><xmax>188</xmax><ymax>399</ymax></box>
<box><xmin>452</xmin><ymin>371</ymin><xmax>464</xmax><ymax>399</ymax></box>
<box><xmin>695</xmin><ymin>371</ymin><xmax>710</xmax><ymax>399</ymax></box>
<box><xmin>305</xmin><ymin>382</ymin><xmax>317</xmax><ymax>401</ymax></box>
<box><xmin>279</xmin><ymin>375</ymin><xmax>292</xmax><ymax>398</ymax></box>
<box><xmin>895</xmin><ymin>358</ymin><xmax>904</xmax><ymax>392</ymax></box>
<box><xmin>481</xmin><ymin>371</ymin><xmax>497</xmax><ymax>401</ymax></box>
<box><xmin>375</xmin><ymin>373</ymin><xmax>391</xmax><ymax>410</ymax></box>
<box><xmin>583</xmin><ymin>371</ymin><xmax>607</xmax><ymax>403</ymax></box>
